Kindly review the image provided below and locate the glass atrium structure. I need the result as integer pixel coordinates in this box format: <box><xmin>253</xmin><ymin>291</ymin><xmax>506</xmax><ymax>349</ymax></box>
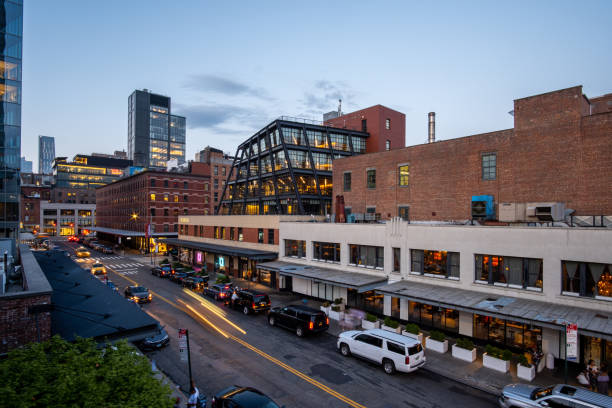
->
<box><xmin>217</xmin><ymin>118</ymin><xmax>368</xmax><ymax>215</ymax></box>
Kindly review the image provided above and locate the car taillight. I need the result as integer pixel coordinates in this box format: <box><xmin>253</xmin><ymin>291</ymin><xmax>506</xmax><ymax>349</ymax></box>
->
<box><xmin>326</xmin><ymin>317</ymin><xmax>329</xmax><ymax>325</ymax></box>
<box><xmin>252</xmin><ymin>302</ymin><xmax>256</xmax><ymax>308</ymax></box>
<box><xmin>309</xmin><ymin>321</ymin><xmax>314</xmax><ymax>330</ymax></box>
<box><xmin>405</xmin><ymin>356</ymin><xmax>410</xmax><ymax>365</ymax></box>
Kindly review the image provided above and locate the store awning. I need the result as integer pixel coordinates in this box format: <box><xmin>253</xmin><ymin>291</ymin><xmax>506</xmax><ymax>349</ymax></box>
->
<box><xmin>163</xmin><ymin>238</ymin><xmax>277</xmax><ymax>261</ymax></box>
<box><xmin>90</xmin><ymin>226</ymin><xmax>177</xmax><ymax>238</ymax></box>
<box><xmin>375</xmin><ymin>280</ymin><xmax>612</xmax><ymax>340</ymax></box>
<box><xmin>258</xmin><ymin>261</ymin><xmax>388</xmax><ymax>292</ymax></box>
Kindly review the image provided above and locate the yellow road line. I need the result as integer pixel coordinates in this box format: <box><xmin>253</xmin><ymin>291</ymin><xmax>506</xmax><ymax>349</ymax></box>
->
<box><xmin>107</xmin><ymin>267</ymin><xmax>366</xmax><ymax>408</ymax></box>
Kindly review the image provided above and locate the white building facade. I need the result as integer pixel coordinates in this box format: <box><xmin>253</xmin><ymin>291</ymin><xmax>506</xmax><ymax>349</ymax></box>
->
<box><xmin>40</xmin><ymin>201</ymin><xmax>95</xmax><ymax>236</ymax></box>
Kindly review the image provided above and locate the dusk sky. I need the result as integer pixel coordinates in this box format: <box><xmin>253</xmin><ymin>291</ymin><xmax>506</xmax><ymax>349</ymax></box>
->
<box><xmin>21</xmin><ymin>1</ymin><xmax>612</xmax><ymax>171</ymax></box>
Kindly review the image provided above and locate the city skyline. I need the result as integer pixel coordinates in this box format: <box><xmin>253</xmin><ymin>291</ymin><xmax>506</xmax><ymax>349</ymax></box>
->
<box><xmin>20</xmin><ymin>1</ymin><xmax>612</xmax><ymax>167</ymax></box>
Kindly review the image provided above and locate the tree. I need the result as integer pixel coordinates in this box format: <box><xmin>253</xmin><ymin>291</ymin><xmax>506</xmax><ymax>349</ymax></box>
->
<box><xmin>0</xmin><ymin>336</ymin><xmax>173</xmax><ymax>408</ymax></box>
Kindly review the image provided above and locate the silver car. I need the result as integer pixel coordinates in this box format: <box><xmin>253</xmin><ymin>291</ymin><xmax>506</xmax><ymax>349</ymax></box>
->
<box><xmin>498</xmin><ymin>384</ymin><xmax>612</xmax><ymax>408</ymax></box>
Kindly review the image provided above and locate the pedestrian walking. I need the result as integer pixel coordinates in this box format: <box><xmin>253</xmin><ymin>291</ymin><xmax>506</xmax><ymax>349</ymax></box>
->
<box><xmin>587</xmin><ymin>359</ymin><xmax>599</xmax><ymax>391</ymax></box>
<box><xmin>187</xmin><ymin>381</ymin><xmax>199</xmax><ymax>408</ymax></box>
<box><xmin>597</xmin><ymin>365</ymin><xmax>610</xmax><ymax>395</ymax></box>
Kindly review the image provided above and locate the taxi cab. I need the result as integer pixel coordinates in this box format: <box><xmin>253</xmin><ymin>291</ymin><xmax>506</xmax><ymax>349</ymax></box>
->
<box><xmin>91</xmin><ymin>263</ymin><xmax>107</xmax><ymax>275</ymax></box>
<box><xmin>75</xmin><ymin>247</ymin><xmax>90</xmax><ymax>258</ymax></box>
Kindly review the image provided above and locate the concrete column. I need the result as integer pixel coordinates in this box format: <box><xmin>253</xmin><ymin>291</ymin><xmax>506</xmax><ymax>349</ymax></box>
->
<box><xmin>305</xmin><ymin>240</ymin><xmax>313</xmax><ymax>261</ymax></box>
<box><xmin>400</xmin><ymin>298</ymin><xmax>409</xmax><ymax>321</ymax></box>
<box><xmin>383</xmin><ymin>295</ymin><xmax>391</xmax><ymax>316</ymax></box>
<box><xmin>542</xmin><ymin>327</ymin><xmax>560</xmax><ymax>359</ymax></box>
<box><xmin>458</xmin><ymin>311</ymin><xmax>473</xmax><ymax>337</ymax></box>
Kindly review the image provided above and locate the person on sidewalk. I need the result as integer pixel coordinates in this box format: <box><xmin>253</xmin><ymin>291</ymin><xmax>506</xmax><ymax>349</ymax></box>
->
<box><xmin>587</xmin><ymin>359</ymin><xmax>599</xmax><ymax>391</ymax></box>
<box><xmin>597</xmin><ymin>365</ymin><xmax>610</xmax><ymax>395</ymax></box>
<box><xmin>187</xmin><ymin>381</ymin><xmax>199</xmax><ymax>408</ymax></box>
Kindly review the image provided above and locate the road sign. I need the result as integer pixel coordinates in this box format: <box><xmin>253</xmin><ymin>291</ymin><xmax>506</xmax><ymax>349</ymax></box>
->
<box><xmin>566</xmin><ymin>323</ymin><xmax>578</xmax><ymax>362</ymax></box>
<box><xmin>178</xmin><ymin>328</ymin><xmax>188</xmax><ymax>362</ymax></box>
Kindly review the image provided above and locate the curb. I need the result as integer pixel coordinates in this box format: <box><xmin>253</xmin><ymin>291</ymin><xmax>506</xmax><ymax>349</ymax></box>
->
<box><xmin>421</xmin><ymin>365</ymin><xmax>500</xmax><ymax>396</ymax></box>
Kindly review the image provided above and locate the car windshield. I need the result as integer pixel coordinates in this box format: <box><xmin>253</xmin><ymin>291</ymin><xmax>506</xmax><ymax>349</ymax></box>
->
<box><xmin>531</xmin><ymin>386</ymin><xmax>554</xmax><ymax>400</ymax></box>
<box><xmin>254</xmin><ymin>295</ymin><xmax>268</xmax><ymax>302</ymax></box>
<box><xmin>93</xmin><ymin>263</ymin><xmax>103</xmax><ymax>268</ymax></box>
<box><xmin>132</xmin><ymin>287</ymin><xmax>148</xmax><ymax>293</ymax></box>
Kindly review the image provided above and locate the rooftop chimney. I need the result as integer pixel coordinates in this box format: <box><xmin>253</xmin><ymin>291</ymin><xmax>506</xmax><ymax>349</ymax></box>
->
<box><xmin>338</xmin><ymin>99</ymin><xmax>342</xmax><ymax>116</ymax></box>
<box><xmin>428</xmin><ymin>112</ymin><xmax>435</xmax><ymax>143</ymax></box>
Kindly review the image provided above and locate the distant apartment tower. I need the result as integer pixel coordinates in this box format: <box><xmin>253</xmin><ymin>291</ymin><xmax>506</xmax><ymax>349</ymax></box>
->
<box><xmin>38</xmin><ymin>135</ymin><xmax>55</xmax><ymax>174</ymax></box>
<box><xmin>195</xmin><ymin>146</ymin><xmax>234</xmax><ymax>211</ymax></box>
<box><xmin>0</xmin><ymin>0</ymin><xmax>23</xmax><ymax>239</ymax></box>
<box><xmin>128</xmin><ymin>89</ymin><xmax>186</xmax><ymax>169</ymax></box>
<box><xmin>20</xmin><ymin>156</ymin><xmax>32</xmax><ymax>173</ymax></box>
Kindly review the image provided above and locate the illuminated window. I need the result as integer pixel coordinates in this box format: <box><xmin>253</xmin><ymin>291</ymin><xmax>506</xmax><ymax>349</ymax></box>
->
<box><xmin>366</xmin><ymin>169</ymin><xmax>376</xmax><ymax>189</ymax></box>
<box><xmin>174</xmin><ymin>195</ymin><xmax>178</xmax><ymax>202</ymax></box>
<box><xmin>150</xmin><ymin>193</ymin><xmax>156</xmax><ymax>201</ymax></box>
<box><xmin>164</xmin><ymin>194</ymin><xmax>168</xmax><ymax>201</ymax></box>
<box><xmin>398</xmin><ymin>165</ymin><xmax>409</xmax><ymax>186</ymax></box>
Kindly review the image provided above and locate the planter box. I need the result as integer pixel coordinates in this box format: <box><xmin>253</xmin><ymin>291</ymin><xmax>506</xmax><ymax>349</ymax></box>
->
<box><xmin>362</xmin><ymin>319</ymin><xmax>380</xmax><ymax>330</ymax></box>
<box><xmin>451</xmin><ymin>344</ymin><xmax>477</xmax><ymax>362</ymax></box>
<box><xmin>320</xmin><ymin>306</ymin><xmax>331</xmax><ymax>315</ymax></box>
<box><xmin>332</xmin><ymin>303</ymin><xmax>345</xmax><ymax>311</ymax></box>
<box><xmin>425</xmin><ymin>337</ymin><xmax>448</xmax><ymax>353</ymax></box>
<box><xmin>328</xmin><ymin>310</ymin><xmax>344</xmax><ymax>321</ymax></box>
<box><xmin>381</xmin><ymin>324</ymin><xmax>401</xmax><ymax>334</ymax></box>
<box><xmin>402</xmin><ymin>331</ymin><xmax>423</xmax><ymax>343</ymax></box>
<box><xmin>483</xmin><ymin>353</ymin><xmax>510</xmax><ymax>373</ymax></box>
<box><xmin>517</xmin><ymin>364</ymin><xmax>536</xmax><ymax>381</ymax></box>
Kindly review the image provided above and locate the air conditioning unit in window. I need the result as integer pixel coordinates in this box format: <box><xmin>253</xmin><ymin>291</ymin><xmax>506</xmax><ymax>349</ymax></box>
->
<box><xmin>525</xmin><ymin>202</ymin><xmax>565</xmax><ymax>222</ymax></box>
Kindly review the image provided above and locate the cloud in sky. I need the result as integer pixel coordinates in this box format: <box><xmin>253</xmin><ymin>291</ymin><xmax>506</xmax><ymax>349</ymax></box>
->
<box><xmin>300</xmin><ymin>80</ymin><xmax>356</xmax><ymax>113</ymax></box>
<box><xmin>183</xmin><ymin>74</ymin><xmax>272</xmax><ymax>100</ymax></box>
<box><xmin>174</xmin><ymin>103</ymin><xmax>270</xmax><ymax>130</ymax></box>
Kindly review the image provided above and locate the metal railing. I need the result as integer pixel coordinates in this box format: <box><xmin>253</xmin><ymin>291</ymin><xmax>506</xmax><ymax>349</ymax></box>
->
<box><xmin>277</xmin><ymin>116</ymin><xmax>324</xmax><ymax>126</ymax></box>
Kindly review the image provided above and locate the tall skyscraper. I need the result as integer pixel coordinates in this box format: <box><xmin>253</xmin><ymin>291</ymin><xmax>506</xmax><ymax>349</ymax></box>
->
<box><xmin>128</xmin><ymin>89</ymin><xmax>186</xmax><ymax>169</ymax></box>
<box><xmin>0</xmin><ymin>0</ymin><xmax>22</xmax><ymax>239</ymax></box>
<box><xmin>20</xmin><ymin>156</ymin><xmax>31</xmax><ymax>173</ymax></box>
<box><xmin>38</xmin><ymin>135</ymin><xmax>55</xmax><ymax>174</ymax></box>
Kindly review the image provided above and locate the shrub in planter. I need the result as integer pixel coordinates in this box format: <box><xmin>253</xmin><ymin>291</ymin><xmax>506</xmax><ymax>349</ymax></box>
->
<box><xmin>452</xmin><ymin>338</ymin><xmax>476</xmax><ymax>362</ymax></box>
<box><xmin>383</xmin><ymin>317</ymin><xmax>399</xmax><ymax>329</ymax></box>
<box><xmin>215</xmin><ymin>274</ymin><xmax>230</xmax><ymax>284</ymax></box>
<box><xmin>517</xmin><ymin>354</ymin><xmax>531</xmax><ymax>368</ymax></box>
<box><xmin>331</xmin><ymin>305</ymin><xmax>341</xmax><ymax>312</ymax></box>
<box><xmin>430</xmin><ymin>330</ymin><xmax>446</xmax><ymax>342</ymax></box>
<box><xmin>483</xmin><ymin>344</ymin><xmax>511</xmax><ymax>373</ymax></box>
<box><xmin>322</xmin><ymin>301</ymin><xmax>331</xmax><ymax>308</ymax></box>
<box><xmin>502</xmin><ymin>349</ymin><xmax>513</xmax><ymax>361</ymax></box>
<box><xmin>333</xmin><ymin>297</ymin><xmax>343</xmax><ymax>305</ymax></box>
<box><xmin>426</xmin><ymin>331</ymin><xmax>448</xmax><ymax>353</ymax></box>
<box><xmin>362</xmin><ymin>314</ymin><xmax>380</xmax><ymax>329</ymax></box>
<box><xmin>404</xmin><ymin>323</ymin><xmax>420</xmax><ymax>335</ymax></box>
<box><xmin>365</xmin><ymin>313</ymin><xmax>377</xmax><ymax>323</ymax></box>
<box><xmin>455</xmin><ymin>338</ymin><xmax>474</xmax><ymax>351</ymax></box>
<box><xmin>517</xmin><ymin>354</ymin><xmax>536</xmax><ymax>381</ymax></box>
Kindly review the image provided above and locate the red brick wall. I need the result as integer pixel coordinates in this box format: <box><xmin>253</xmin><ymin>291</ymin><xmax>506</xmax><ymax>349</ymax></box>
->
<box><xmin>325</xmin><ymin>105</ymin><xmax>406</xmax><ymax>153</ymax></box>
<box><xmin>0</xmin><ymin>294</ymin><xmax>51</xmax><ymax>354</ymax></box>
<box><xmin>333</xmin><ymin>86</ymin><xmax>612</xmax><ymax>220</ymax></box>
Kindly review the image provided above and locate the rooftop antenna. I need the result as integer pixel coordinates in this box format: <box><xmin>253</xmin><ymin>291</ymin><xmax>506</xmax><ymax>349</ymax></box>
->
<box><xmin>338</xmin><ymin>99</ymin><xmax>342</xmax><ymax>116</ymax></box>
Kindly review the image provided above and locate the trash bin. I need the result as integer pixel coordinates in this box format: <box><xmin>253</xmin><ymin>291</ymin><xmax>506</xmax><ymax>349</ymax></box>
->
<box><xmin>546</xmin><ymin>353</ymin><xmax>555</xmax><ymax>370</ymax></box>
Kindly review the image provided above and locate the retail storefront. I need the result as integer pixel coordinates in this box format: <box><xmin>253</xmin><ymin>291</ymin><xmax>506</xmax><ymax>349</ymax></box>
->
<box><xmin>92</xmin><ymin>226</ymin><xmax>177</xmax><ymax>252</ymax></box>
<box><xmin>164</xmin><ymin>238</ymin><xmax>277</xmax><ymax>284</ymax></box>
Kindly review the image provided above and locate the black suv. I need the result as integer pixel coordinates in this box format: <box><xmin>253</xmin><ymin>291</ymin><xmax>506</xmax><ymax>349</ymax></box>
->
<box><xmin>211</xmin><ymin>386</ymin><xmax>281</xmax><ymax>408</ymax></box>
<box><xmin>203</xmin><ymin>283</ymin><xmax>233</xmax><ymax>301</ymax></box>
<box><xmin>230</xmin><ymin>290</ymin><xmax>271</xmax><ymax>315</ymax></box>
<box><xmin>268</xmin><ymin>304</ymin><xmax>329</xmax><ymax>337</ymax></box>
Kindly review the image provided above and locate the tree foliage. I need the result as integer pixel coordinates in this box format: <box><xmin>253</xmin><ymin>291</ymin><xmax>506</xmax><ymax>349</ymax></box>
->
<box><xmin>0</xmin><ymin>336</ymin><xmax>173</xmax><ymax>408</ymax></box>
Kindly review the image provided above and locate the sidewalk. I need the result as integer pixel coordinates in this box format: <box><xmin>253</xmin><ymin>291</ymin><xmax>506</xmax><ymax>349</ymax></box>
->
<box><xmin>150</xmin><ymin>357</ymin><xmax>188</xmax><ymax>405</ymax></box>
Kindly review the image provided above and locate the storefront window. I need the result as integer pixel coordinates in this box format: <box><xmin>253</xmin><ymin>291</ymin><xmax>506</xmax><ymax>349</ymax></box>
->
<box><xmin>349</xmin><ymin>244</ymin><xmax>384</xmax><ymax>269</ymax></box>
<box><xmin>562</xmin><ymin>261</ymin><xmax>612</xmax><ymax>299</ymax></box>
<box><xmin>393</xmin><ymin>248</ymin><xmax>400</xmax><ymax>272</ymax></box>
<box><xmin>285</xmin><ymin>239</ymin><xmax>306</xmax><ymax>258</ymax></box>
<box><xmin>473</xmin><ymin>314</ymin><xmax>542</xmax><ymax>351</ymax></box>
<box><xmin>391</xmin><ymin>297</ymin><xmax>400</xmax><ymax>319</ymax></box>
<box><xmin>313</xmin><ymin>241</ymin><xmax>340</xmax><ymax>262</ymax></box>
<box><xmin>408</xmin><ymin>301</ymin><xmax>459</xmax><ymax>333</ymax></box>
<box><xmin>476</xmin><ymin>254</ymin><xmax>543</xmax><ymax>290</ymax></box>
<box><xmin>410</xmin><ymin>249</ymin><xmax>459</xmax><ymax>279</ymax></box>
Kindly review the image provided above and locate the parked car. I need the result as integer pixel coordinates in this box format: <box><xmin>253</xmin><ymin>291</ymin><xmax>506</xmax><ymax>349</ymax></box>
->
<box><xmin>124</xmin><ymin>286</ymin><xmax>152</xmax><ymax>303</ymax></box>
<box><xmin>268</xmin><ymin>304</ymin><xmax>328</xmax><ymax>336</ymax></box>
<box><xmin>229</xmin><ymin>289</ymin><xmax>271</xmax><ymax>315</ymax></box>
<box><xmin>182</xmin><ymin>276</ymin><xmax>208</xmax><ymax>290</ymax></box>
<box><xmin>211</xmin><ymin>386</ymin><xmax>281</xmax><ymax>408</ymax></box>
<box><xmin>101</xmin><ymin>245</ymin><xmax>113</xmax><ymax>254</ymax></box>
<box><xmin>90</xmin><ymin>263</ymin><xmax>107</xmax><ymax>275</ymax></box>
<box><xmin>138</xmin><ymin>326</ymin><xmax>170</xmax><ymax>351</ymax></box>
<box><xmin>151</xmin><ymin>267</ymin><xmax>169</xmax><ymax>278</ymax></box>
<box><xmin>337</xmin><ymin>328</ymin><xmax>426</xmax><ymax>375</ymax></box>
<box><xmin>203</xmin><ymin>283</ymin><xmax>233</xmax><ymax>301</ymax></box>
<box><xmin>169</xmin><ymin>270</ymin><xmax>195</xmax><ymax>284</ymax></box>
<box><xmin>498</xmin><ymin>384</ymin><xmax>612</xmax><ymax>408</ymax></box>
<box><xmin>67</xmin><ymin>235</ymin><xmax>79</xmax><ymax>242</ymax></box>
<box><xmin>75</xmin><ymin>247</ymin><xmax>90</xmax><ymax>258</ymax></box>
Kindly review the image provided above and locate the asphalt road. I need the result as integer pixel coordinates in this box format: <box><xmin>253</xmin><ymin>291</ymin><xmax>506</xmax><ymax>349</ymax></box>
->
<box><xmin>57</xmin><ymin>240</ymin><xmax>498</xmax><ymax>408</ymax></box>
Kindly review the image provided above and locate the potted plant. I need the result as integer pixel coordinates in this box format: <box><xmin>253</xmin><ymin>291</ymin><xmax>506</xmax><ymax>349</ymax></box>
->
<box><xmin>425</xmin><ymin>330</ymin><xmax>448</xmax><ymax>353</ymax></box>
<box><xmin>483</xmin><ymin>345</ymin><xmax>511</xmax><ymax>373</ymax></box>
<box><xmin>214</xmin><ymin>273</ymin><xmax>230</xmax><ymax>284</ymax></box>
<box><xmin>362</xmin><ymin>313</ymin><xmax>381</xmax><ymax>330</ymax></box>
<box><xmin>402</xmin><ymin>323</ymin><xmax>423</xmax><ymax>343</ymax></box>
<box><xmin>381</xmin><ymin>317</ymin><xmax>401</xmax><ymax>334</ymax></box>
<box><xmin>332</xmin><ymin>297</ymin><xmax>345</xmax><ymax>311</ymax></box>
<box><xmin>517</xmin><ymin>354</ymin><xmax>535</xmax><ymax>381</ymax></box>
<box><xmin>452</xmin><ymin>338</ymin><xmax>477</xmax><ymax>362</ymax></box>
<box><xmin>320</xmin><ymin>301</ymin><xmax>331</xmax><ymax>314</ymax></box>
<box><xmin>328</xmin><ymin>304</ymin><xmax>344</xmax><ymax>321</ymax></box>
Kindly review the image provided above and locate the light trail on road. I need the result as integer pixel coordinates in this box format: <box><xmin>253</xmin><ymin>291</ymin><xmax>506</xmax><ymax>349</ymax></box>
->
<box><xmin>106</xmin><ymin>266</ymin><xmax>367</xmax><ymax>408</ymax></box>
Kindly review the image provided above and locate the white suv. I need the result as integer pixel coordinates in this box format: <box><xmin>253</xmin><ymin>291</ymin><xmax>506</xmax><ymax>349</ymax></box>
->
<box><xmin>337</xmin><ymin>328</ymin><xmax>426</xmax><ymax>374</ymax></box>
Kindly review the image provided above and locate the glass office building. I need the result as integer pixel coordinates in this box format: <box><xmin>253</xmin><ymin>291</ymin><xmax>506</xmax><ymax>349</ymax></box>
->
<box><xmin>0</xmin><ymin>0</ymin><xmax>22</xmax><ymax>238</ymax></box>
<box><xmin>128</xmin><ymin>90</ymin><xmax>186</xmax><ymax>169</ymax></box>
<box><xmin>38</xmin><ymin>135</ymin><xmax>55</xmax><ymax>174</ymax></box>
<box><xmin>217</xmin><ymin>118</ymin><xmax>368</xmax><ymax>215</ymax></box>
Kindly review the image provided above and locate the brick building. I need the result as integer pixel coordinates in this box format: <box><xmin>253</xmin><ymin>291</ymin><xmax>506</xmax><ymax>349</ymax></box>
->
<box><xmin>194</xmin><ymin>146</ymin><xmax>234</xmax><ymax>212</ymax></box>
<box><xmin>324</xmin><ymin>105</ymin><xmax>406</xmax><ymax>153</ymax></box>
<box><xmin>95</xmin><ymin>164</ymin><xmax>211</xmax><ymax>251</ymax></box>
<box><xmin>20</xmin><ymin>173</ymin><xmax>52</xmax><ymax>234</ymax></box>
<box><xmin>332</xmin><ymin>86</ymin><xmax>612</xmax><ymax>222</ymax></box>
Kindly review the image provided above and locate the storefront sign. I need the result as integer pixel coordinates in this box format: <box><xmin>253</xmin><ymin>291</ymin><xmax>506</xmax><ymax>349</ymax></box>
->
<box><xmin>196</xmin><ymin>251</ymin><xmax>203</xmax><ymax>264</ymax></box>
<box><xmin>566</xmin><ymin>323</ymin><xmax>578</xmax><ymax>362</ymax></box>
<box><xmin>218</xmin><ymin>257</ymin><xmax>225</xmax><ymax>267</ymax></box>
<box><xmin>178</xmin><ymin>328</ymin><xmax>188</xmax><ymax>362</ymax></box>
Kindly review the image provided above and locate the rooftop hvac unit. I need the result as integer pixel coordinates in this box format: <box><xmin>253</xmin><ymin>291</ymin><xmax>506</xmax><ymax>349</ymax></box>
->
<box><xmin>471</xmin><ymin>195</ymin><xmax>495</xmax><ymax>220</ymax></box>
<box><xmin>526</xmin><ymin>202</ymin><xmax>565</xmax><ymax>222</ymax></box>
<box><xmin>499</xmin><ymin>203</ymin><xmax>526</xmax><ymax>222</ymax></box>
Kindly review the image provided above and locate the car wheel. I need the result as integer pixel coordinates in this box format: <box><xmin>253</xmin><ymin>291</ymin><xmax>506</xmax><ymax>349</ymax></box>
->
<box><xmin>340</xmin><ymin>343</ymin><xmax>350</xmax><ymax>356</ymax></box>
<box><xmin>243</xmin><ymin>306</ymin><xmax>250</xmax><ymax>315</ymax></box>
<box><xmin>268</xmin><ymin>316</ymin><xmax>275</xmax><ymax>326</ymax></box>
<box><xmin>383</xmin><ymin>359</ymin><xmax>395</xmax><ymax>375</ymax></box>
<box><xmin>296</xmin><ymin>326</ymin><xmax>304</xmax><ymax>337</ymax></box>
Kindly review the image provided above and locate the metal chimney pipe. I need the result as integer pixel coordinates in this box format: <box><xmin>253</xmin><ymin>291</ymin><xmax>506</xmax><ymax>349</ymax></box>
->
<box><xmin>428</xmin><ymin>112</ymin><xmax>435</xmax><ymax>143</ymax></box>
